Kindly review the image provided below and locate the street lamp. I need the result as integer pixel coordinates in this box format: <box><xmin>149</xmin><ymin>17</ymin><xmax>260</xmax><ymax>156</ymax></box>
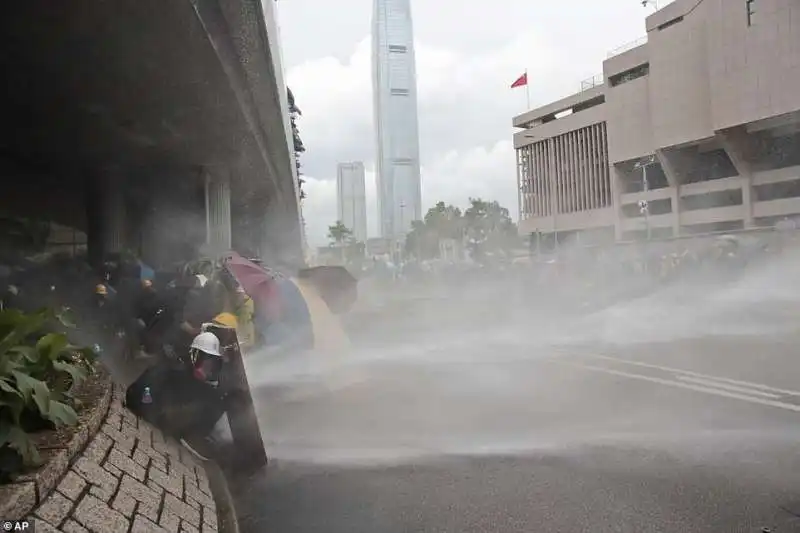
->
<box><xmin>634</xmin><ymin>155</ymin><xmax>656</xmax><ymax>241</ymax></box>
<box><xmin>398</xmin><ymin>201</ymin><xmax>406</xmax><ymax>262</ymax></box>
<box><xmin>641</xmin><ymin>0</ymin><xmax>660</xmax><ymax>10</ymax></box>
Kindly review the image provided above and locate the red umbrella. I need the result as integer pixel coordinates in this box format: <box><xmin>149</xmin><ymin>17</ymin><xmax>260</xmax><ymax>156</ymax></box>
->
<box><xmin>222</xmin><ymin>252</ymin><xmax>282</xmax><ymax>321</ymax></box>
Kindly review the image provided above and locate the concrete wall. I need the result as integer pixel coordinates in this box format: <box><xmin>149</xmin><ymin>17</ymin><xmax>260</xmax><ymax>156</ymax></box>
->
<box><xmin>646</xmin><ymin>0</ymin><xmax>714</xmax><ymax>148</ymax></box>
<box><xmin>706</xmin><ymin>0</ymin><xmax>800</xmax><ymax>130</ymax></box>
<box><xmin>513</xmin><ymin>0</ymin><xmax>800</xmax><ymax>240</ymax></box>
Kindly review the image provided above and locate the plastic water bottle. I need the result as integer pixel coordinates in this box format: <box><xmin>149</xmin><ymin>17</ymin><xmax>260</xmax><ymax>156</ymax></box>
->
<box><xmin>141</xmin><ymin>387</ymin><xmax>153</xmax><ymax>405</ymax></box>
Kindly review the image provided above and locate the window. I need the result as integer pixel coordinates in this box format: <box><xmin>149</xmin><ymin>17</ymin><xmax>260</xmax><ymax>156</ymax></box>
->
<box><xmin>746</xmin><ymin>0</ymin><xmax>755</xmax><ymax>26</ymax></box>
<box><xmin>657</xmin><ymin>16</ymin><xmax>683</xmax><ymax>31</ymax></box>
<box><xmin>388</xmin><ymin>44</ymin><xmax>407</xmax><ymax>53</ymax></box>
<box><xmin>390</xmin><ymin>88</ymin><xmax>409</xmax><ymax>95</ymax></box>
<box><xmin>609</xmin><ymin>63</ymin><xmax>650</xmax><ymax>87</ymax></box>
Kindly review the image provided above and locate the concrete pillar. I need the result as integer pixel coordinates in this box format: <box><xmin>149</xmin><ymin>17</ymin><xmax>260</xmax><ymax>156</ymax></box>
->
<box><xmin>102</xmin><ymin>180</ymin><xmax>125</xmax><ymax>254</ymax></box>
<box><xmin>718</xmin><ymin>128</ymin><xmax>756</xmax><ymax>228</ymax></box>
<box><xmin>86</xmin><ymin>170</ymin><xmax>126</xmax><ymax>268</ymax></box>
<box><xmin>611</xmin><ymin>165</ymin><xmax>625</xmax><ymax>241</ymax></box>
<box><xmin>655</xmin><ymin>149</ymin><xmax>682</xmax><ymax>237</ymax></box>
<box><xmin>204</xmin><ymin>168</ymin><xmax>232</xmax><ymax>255</ymax></box>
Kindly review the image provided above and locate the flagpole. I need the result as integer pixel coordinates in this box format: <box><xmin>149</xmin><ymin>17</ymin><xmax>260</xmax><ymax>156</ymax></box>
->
<box><xmin>525</xmin><ymin>69</ymin><xmax>530</xmax><ymax>109</ymax></box>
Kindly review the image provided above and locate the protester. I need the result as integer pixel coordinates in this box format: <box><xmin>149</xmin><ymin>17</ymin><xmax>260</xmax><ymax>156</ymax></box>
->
<box><xmin>124</xmin><ymin>330</ymin><xmax>228</xmax><ymax>461</ymax></box>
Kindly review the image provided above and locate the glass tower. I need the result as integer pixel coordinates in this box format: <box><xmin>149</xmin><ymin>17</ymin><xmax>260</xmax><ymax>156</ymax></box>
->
<box><xmin>371</xmin><ymin>0</ymin><xmax>422</xmax><ymax>239</ymax></box>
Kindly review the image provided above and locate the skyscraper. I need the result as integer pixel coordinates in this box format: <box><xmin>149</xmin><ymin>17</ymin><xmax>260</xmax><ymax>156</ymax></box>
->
<box><xmin>371</xmin><ymin>0</ymin><xmax>422</xmax><ymax>239</ymax></box>
<box><xmin>336</xmin><ymin>162</ymin><xmax>368</xmax><ymax>243</ymax></box>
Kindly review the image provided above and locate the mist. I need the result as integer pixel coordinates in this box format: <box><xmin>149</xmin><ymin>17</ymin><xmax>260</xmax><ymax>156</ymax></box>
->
<box><xmin>244</xmin><ymin>231</ymin><xmax>800</xmax><ymax>468</ymax></box>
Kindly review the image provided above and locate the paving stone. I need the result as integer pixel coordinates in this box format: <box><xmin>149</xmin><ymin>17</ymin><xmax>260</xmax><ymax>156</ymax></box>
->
<box><xmin>72</xmin><ymin>457</ymin><xmax>119</xmax><ymax>502</ymax></box>
<box><xmin>73</xmin><ymin>494</ymin><xmax>130</xmax><ymax>533</ymax></box>
<box><xmin>118</xmin><ymin>474</ymin><xmax>163</xmax><ymax>511</ymax></box>
<box><xmin>31</xmin><ymin>518</ymin><xmax>60</xmax><ymax>533</ymax></box>
<box><xmin>163</xmin><ymin>493</ymin><xmax>200</xmax><ymax>527</ymax></box>
<box><xmin>131</xmin><ymin>513</ymin><xmax>171</xmax><ymax>533</ymax></box>
<box><xmin>62</xmin><ymin>518</ymin><xmax>90</xmax><ymax>533</ymax></box>
<box><xmin>104</xmin><ymin>411</ymin><xmax>122</xmax><ymax>431</ymax></box>
<box><xmin>185</xmin><ymin>483</ymin><xmax>214</xmax><ymax>509</ymax></box>
<box><xmin>100</xmin><ymin>424</ymin><xmax>135</xmax><ymax>454</ymax></box>
<box><xmin>83</xmin><ymin>433</ymin><xmax>113</xmax><ymax>464</ymax></box>
<box><xmin>111</xmin><ymin>490</ymin><xmax>136</xmax><ymax>518</ymax></box>
<box><xmin>103</xmin><ymin>463</ymin><xmax>122</xmax><ymax>478</ymax></box>
<box><xmin>120</xmin><ymin>408</ymin><xmax>139</xmax><ymax>429</ymax></box>
<box><xmin>183</xmin><ymin>495</ymin><xmax>199</xmax><ymax>511</ymax></box>
<box><xmin>134</xmin><ymin>443</ymin><xmax>168</xmax><ymax>472</ymax></box>
<box><xmin>159</xmin><ymin>508</ymin><xmax>180</xmax><ymax>533</ymax></box>
<box><xmin>168</xmin><ymin>460</ymin><xmax>197</xmax><ymax>487</ymax></box>
<box><xmin>136</xmin><ymin>423</ymin><xmax>153</xmax><ymax>447</ymax></box>
<box><xmin>195</xmin><ymin>471</ymin><xmax>211</xmax><ymax>496</ymax></box>
<box><xmin>147</xmin><ymin>464</ymin><xmax>183</xmax><ymax>498</ymax></box>
<box><xmin>201</xmin><ymin>505</ymin><xmax>217</xmax><ymax>529</ymax></box>
<box><xmin>107</xmin><ymin>447</ymin><xmax>146</xmax><ymax>481</ymax></box>
<box><xmin>58</xmin><ymin>471</ymin><xmax>87</xmax><ymax>501</ymax></box>
<box><xmin>180</xmin><ymin>521</ymin><xmax>200</xmax><ymax>533</ymax></box>
<box><xmin>202</xmin><ymin>524</ymin><xmax>217</xmax><ymax>533</ymax></box>
<box><xmin>153</xmin><ymin>438</ymin><xmax>182</xmax><ymax>460</ymax></box>
<box><xmin>35</xmin><ymin>490</ymin><xmax>74</xmax><ymax>525</ymax></box>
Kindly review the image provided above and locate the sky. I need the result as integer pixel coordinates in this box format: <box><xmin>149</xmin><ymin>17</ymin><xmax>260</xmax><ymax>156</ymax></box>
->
<box><xmin>276</xmin><ymin>0</ymin><xmax>668</xmax><ymax>247</ymax></box>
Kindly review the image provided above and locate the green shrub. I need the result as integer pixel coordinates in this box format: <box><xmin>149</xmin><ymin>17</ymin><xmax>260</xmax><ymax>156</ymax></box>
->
<box><xmin>0</xmin><ymin>308</ymin><xmax>95</xmax><ymax>481</ymax></box>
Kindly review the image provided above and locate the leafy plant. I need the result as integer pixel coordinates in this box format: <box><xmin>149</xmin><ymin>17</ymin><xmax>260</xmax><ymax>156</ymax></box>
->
<box><xmin>0</xmin><ymin>308</ymin><xmax>95</xmax><ymax>481</ymax></box>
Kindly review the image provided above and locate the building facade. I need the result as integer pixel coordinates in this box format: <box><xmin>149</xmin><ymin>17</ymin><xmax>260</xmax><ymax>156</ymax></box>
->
<box><xmin>514</xmin><ymin>0</ymin><xmax>800</xmax><ymax>246</ymax></box>
<box><xmin>336</xmin><ymin>161</ymin><xmax>368</xmax><ymax>243</ymax></box>
<box><xmin>372</xmin><ymin>0</ymin><xmax>422</xmax><ymax>239</ymax></box>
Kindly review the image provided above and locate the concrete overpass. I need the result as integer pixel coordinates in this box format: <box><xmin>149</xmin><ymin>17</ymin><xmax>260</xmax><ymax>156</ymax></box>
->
<box><xmin>0</xmin><ymin>0</ymin><xmax>303</xmax><ymax>268</ymax></box>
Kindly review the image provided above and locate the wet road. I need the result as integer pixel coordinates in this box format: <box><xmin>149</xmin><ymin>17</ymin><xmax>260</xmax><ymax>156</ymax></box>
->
<box><xmin>231</xmin><ymin>271</ymin><xmax>800</xmax><ymax>533</ymax></box>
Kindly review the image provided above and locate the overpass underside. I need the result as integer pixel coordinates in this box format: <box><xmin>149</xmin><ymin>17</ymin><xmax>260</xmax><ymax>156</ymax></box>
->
<box><xmin>0</xmin><ymin>0</ymin><xmax>302</xmax><ymax>269</ymax></box>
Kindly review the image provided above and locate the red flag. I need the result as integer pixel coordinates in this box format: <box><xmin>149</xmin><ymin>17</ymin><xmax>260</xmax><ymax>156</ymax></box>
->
<box><xmin>510</xmin><ymin>72</ymin><xmax>528</xmax><ymax>89</ymax></box>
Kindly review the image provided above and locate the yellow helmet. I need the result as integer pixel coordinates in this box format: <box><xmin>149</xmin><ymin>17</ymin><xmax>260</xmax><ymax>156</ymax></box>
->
<box><xmin>95</xmin><ymin>284</ymin><xmax>108</xmax><ymax>296</ymax></box>
<box><xmin>212</xmin><ymin>312</ymin><xmax>238</xmax><ymax>329</ymax></box>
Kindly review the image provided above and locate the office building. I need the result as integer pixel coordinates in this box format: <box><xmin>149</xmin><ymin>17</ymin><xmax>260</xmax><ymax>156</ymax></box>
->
<box><xmin>371</xmin><ymin>0</ymin><xmax>422</xmax><ymax>239</ymax></box>
<box><xmin>514</xmin><ymin>0</ymin><xmax>800</xmax><ymax>245</ymax></box>
<box><xmin>336</xmin><ymin>161</ymin><xmax>368</xmax><ymax>243</ymax></box>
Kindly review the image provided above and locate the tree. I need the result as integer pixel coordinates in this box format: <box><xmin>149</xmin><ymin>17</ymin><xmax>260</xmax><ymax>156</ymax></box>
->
<box><xmin>288</xmin><ymin>87</ymin><xmax>306</xmax><ymax>200</ymax></box>
<box><xmin>405</xmin><ymin>202</ymin><xmax>464</xmax><ymax>260</ymax></box>
<box><xmin>463</xmin><ymin>198</ymin><xmax>519</xmax><ymax>260</ymax></box>
<box><xmin>327</xmin><ymin>221</ymin><xmax>352</xmax><ymax>246</ymax></box>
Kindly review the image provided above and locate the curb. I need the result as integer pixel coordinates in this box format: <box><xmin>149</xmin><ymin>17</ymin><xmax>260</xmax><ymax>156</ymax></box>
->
<box><xmin>205</xmin><ymin>460</ymin><xmax>240</xmax><ymax>533</ymax></box>
<box><xmin>0</xmin><ymin>370</ymin><xmax>113</xmax><ymax>520</ymax></box>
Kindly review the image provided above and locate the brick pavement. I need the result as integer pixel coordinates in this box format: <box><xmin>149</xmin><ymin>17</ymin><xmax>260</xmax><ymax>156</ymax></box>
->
<box><xmin>28</xmin><ymin>390</ymin><xmax>219</xmax><ymax>533</ymax></box>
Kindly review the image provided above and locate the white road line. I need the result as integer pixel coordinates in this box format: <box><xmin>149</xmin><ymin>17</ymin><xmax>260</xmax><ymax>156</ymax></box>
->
<box><xmin>554</xmin><ymin>360</ymin><xmax>800</xmax><ymax>413</ymax></box>
<box><xmin>558</xmin><ymin>350</ymin><xmax>800</xmax><ymax>397</ymax></box>
<box><xmin>674</xmin><ymin>376</ymin><xmax>782</xmax><ymax>399</ymax></box>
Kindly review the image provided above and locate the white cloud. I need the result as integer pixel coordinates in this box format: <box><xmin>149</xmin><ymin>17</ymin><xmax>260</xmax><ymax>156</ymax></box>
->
<box><xmin>291</xmin><ymin>34</ymin><xmax>551</xmax><ymax>247</ymax></box>
<box><xmin>302</xmin><ymin>139</ymin><xmax>516</xmax><ymax>248</ymax></box>
<box><xmin>282</xmin><ymin>0</ymin><xmax>652</xmax><ymax>248</ymax></box>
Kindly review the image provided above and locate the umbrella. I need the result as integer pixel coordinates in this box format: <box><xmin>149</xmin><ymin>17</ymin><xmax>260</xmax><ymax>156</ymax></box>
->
<box><xmin>296</xmin><ymin>266</ymin><xmax>358</xmax><ymax>315</ymax></box>
<box><xmin>222</xmin><ymin>253</ymin><xmax>352</xmax><ymax>353</ymax></box>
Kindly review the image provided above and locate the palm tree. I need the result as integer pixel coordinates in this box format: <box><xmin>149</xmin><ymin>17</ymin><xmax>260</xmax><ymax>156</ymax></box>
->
<box><xmin>327</xmin><ymin>221</ymin><xmax>352</xmax><ymax>246</ymax></box>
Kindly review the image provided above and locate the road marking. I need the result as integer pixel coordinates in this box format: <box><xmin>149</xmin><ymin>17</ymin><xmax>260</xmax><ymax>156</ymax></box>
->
<box><xmin>557</xmin><ymin>350</ymin><xmax>800</xmax><ymax>397</ymax></box>
<box><xmin>674</xmin><ymin>376</ymin><xmax>783</xmax><ymax>399</ymax></box>
<box><xmin>555</xmin><ymin>360</ymin><xmax>800</xmax><ymax>413</ymax></box>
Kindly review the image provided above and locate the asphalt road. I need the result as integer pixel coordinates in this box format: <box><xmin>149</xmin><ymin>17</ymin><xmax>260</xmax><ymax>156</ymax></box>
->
<box><xmin>231</xmin><ymin>265</ymin><xmax>800</xmax><ymax>533</ymax></box>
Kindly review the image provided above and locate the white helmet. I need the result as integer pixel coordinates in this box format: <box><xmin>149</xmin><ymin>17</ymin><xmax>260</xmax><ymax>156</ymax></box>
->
<box><xmin>190</xmin><ymin>331</ymin><xmax>221</xmax><ymax>357</ymax></box>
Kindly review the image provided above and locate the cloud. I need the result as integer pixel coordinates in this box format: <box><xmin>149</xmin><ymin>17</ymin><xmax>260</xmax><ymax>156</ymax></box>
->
<box><xmin>282</xmin><ymin>0</ymin><xmax>653</xmax><ymax>248</ymax></box>
<box><xmin>302</xmin><ymin>139</ymin><xmax>516</xmax><ymax>248</ymax></box>
<box><xmin>291</xmin><ymin>34</ymin><xmax>553</xmax><ymax>247</ymax></box>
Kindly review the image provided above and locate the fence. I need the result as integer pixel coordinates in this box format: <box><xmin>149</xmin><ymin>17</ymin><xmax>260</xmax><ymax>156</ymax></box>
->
<box><xmin>607</xmin><ymin>36</ymin><xmax>648</xmax><ymax>59</ymax></box>
<box><xmin>579</xmin><ymin>74</ymin><xmax>604</xmax><ymax>92</ymax></box>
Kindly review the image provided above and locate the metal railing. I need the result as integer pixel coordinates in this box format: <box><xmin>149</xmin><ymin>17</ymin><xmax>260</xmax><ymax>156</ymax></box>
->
<box><xmin>607</xmin><ymin>36</ymin><xmax>648</xmax><ymax>59</ymax></box>
<box><xmin>579</xmin><ymin>74</ymin><xmax>604</xmax><ymax>92</ymax></box>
